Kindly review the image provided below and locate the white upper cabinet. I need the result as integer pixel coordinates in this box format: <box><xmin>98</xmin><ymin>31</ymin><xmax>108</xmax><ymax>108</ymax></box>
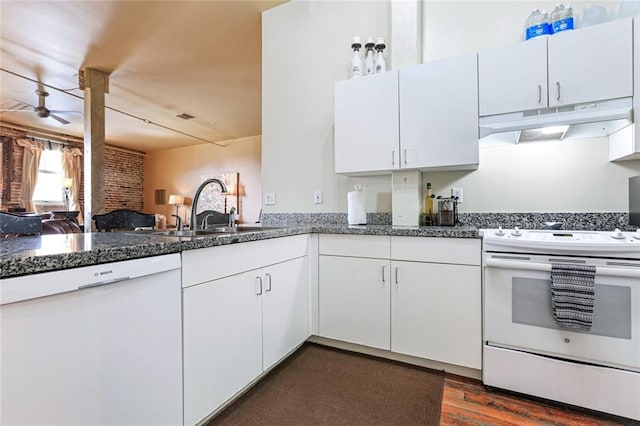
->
<box><xmin>479</xmin><ymin>18</ymin><xmax>633</xmax><ymax>116</ymax></box>
<box><xmin>399</xmin><ymin>54</ymin><xmax>479</xmax><ymax>169</ymax></box>
<box><xmin>547</xmin><ymin>18</ymin><xmax>632</xmax><ymax>107</ymax></box>
<box><xmin>334</xmin><ymin>56</ymin><xmax>479</xmax><ymax>175</ymax></box>
<box><xmin>334</xmin><ymin>71</ymin><xmax>400</xmax><ymax>174</ymax></box>
<box><xmin>478</xmin><ymin>36</ymin><xmax>548</xmax><ymax>116</ymax></box>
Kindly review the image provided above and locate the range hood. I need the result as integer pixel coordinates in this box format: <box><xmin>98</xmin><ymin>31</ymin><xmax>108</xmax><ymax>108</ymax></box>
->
<box><xmin>479</xmin><ymin>97</ymin><xmax>633</xmax><ymax>143</ymax></box>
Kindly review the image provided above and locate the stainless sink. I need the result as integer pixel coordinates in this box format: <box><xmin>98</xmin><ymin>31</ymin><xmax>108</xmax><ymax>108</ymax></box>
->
<box><xmin>129</xmin><ymin>226</ymin><xmax>282</xmax><ymax>237</ymax></box>
<box><xmin>162</xmin><ymin>229</ymin><xmax>222</xmax><ymax>237</ymax></box>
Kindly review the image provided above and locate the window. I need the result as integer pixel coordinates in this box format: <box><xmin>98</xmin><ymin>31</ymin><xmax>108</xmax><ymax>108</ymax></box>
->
<box><xmin>33</xmin><ymin>149</ymin><xmax>64</xmax><ymax>203</ymax></box>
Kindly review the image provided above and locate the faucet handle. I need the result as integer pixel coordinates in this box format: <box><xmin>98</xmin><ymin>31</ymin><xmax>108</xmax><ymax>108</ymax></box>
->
<box><xmin>228</xmin><ymin>207</ymin><xmax>236</xmax><ymax>227</ymax></box>
<box><xmin>171</xmin><ymin>214</ymin><xmax>183</xmax><ymax>231</ymax></box>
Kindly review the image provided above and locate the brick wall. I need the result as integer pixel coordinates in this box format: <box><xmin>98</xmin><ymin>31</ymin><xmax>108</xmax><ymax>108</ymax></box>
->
<box><xmin>105</xmin><ymin>147</ymin><xmax>144</xmax><ymax>211</ymax></box>
<box><xmin>1</xmin><ymin>125</ymin><xmax>145</xmax><ymax>214</ymax></box>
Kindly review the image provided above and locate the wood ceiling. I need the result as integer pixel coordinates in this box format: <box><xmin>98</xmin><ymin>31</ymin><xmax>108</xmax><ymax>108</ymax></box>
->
<box><xmin>0</xmin><ymin>0</ymin><xmax>285</xmax><ymax>152</ymax></box>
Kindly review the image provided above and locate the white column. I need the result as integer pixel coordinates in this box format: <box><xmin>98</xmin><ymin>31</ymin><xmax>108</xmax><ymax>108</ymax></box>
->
<box><xmin>81</xmin><ymin>68</ymin><xmax>109</xmax><ymax>232</ymax></box>
<box><xmin>391</xmin><ymin>0</ymin><xmax>423</xmax><ymax>69</ymax></box>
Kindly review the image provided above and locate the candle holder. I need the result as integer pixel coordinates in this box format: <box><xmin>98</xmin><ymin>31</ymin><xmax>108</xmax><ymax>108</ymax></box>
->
<box><xmin>62</xmin><ymin>178</ymin><xmax>73</xmax><ymax>211</ymax></box>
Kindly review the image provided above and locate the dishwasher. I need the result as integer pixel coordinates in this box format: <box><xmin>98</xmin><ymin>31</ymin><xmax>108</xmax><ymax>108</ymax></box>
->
<box><xmin>0</xmin><ymin>253</ymin><xmax>183</xmax><ymax>425</ymax></box>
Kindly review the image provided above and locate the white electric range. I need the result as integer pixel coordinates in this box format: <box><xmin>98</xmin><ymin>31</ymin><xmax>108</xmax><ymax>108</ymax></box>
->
<box><xmin>482</xmin><ymin>227</ymin><xmax>640</xmax><ymax>421</ymax></box>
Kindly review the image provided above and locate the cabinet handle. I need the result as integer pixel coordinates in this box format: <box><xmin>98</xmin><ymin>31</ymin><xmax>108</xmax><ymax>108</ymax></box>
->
<box><xmin>537</xmin><ymin>85</ymin><xmax>542</xmax><ymax>103</ymax></box>
<box><xmin>256</xmin><ymin>276</ymin><xmax>263</xmax><ymax>295</ymax></box>
<box><xmin>395</xmin><ymin>267</ymin><xmax>399</xmax><ymax>284</ymax></box>
<box><xmin>265</xmin><ymin>273</ymin><xmax>272</xmax><ymax>292</ymax></box>
<box><xmin>403</xmin><ymin>149</ymin><xmax>407</xmax><ymax>165</ymax></box>
<box><xmin>391</xmin><ymin>150</ymin><xmax>395</xmax><ymax>167</ymax></box>
<box><xmin>78</xmin><ymin>276</ymin><xmax>130</xmax><ymax>290</ymax></box>
<box><xmin>556</xmin><ymin>81</ymin><xmax>561</xmax><ymax>101</ymax></box>
<box><xmin>382</xmin><ymin>265</ymin><xmax>386</xmax><ymax>283</ymax></box>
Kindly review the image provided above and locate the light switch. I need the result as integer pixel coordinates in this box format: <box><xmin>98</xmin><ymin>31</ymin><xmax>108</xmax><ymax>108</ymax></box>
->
<box><xmin>264</xmin><ymin>193</ymin><xmax>276</xmax><ymax>205</ymax></box>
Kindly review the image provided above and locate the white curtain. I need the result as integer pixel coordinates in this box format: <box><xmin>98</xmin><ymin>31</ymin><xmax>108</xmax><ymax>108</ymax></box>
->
<box><xmin>63</xmin><ymin>147</ymin><xmax>83</xmax><ymax>222</ymax></box>
<box><xmin>15</xmin><ymin>138</ymin><xmax>44</xmax><ymax>212</ymax></box>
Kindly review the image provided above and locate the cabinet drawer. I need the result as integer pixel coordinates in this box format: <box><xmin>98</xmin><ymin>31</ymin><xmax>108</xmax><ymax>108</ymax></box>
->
<box><xmin>182</xmin><ymin>235</ymin><xmax>308</xmax><ymax>287</ymax></box>
<box><xmin>391</xmin><ymin>236</ymin><xmax>480</xmax><ymax>265</ymax></box>
<box><xmin>319</xmin><ymin>234</ymin><xmax>390</xmax><ymax>258</ymax></box>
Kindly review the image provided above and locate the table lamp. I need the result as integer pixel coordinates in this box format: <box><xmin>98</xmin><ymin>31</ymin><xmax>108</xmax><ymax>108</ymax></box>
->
<box><xmin>168</xmin><ymin>194</ymin><xmax>184</xmax><ymax>226</ymax></box>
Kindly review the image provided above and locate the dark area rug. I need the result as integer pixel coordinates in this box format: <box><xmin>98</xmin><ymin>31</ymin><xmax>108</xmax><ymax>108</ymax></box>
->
<box><xmin>208</xmin><ymin>343</ymin><xmax>445</xmax><ymax>426</ymax></box>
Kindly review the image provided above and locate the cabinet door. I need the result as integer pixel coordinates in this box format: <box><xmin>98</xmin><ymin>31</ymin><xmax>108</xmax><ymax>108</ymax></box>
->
<box><xmin>334</xmin><ymin>71</ymin><xmax>400</xmax><ymax>174</ymax></box>
<box><xmin>263</xmin><ymin>256</ymin><xmax>309</xmax><ymax>370</ymax></box>
<box><xmin>391</xmin><ymin>261</ymin><xmax>481</xmax><ymax>369</ymax></box>
<box><xmin>183</xmin><ymin>271</ymin><xmax>263</xmax><ymax>426</ymax></box>
<box><xmin>319</xmin><ymin>255</ymin><xmax>391</xmax><ymax>350</ymax></box>
<box><xmin>548</xmin><ymin>18</ymin><xmax>632</xmax><ymax>107</ymax></box>
<box><xmin>478</xmin><ymin>36</ymin><xmax>548</xmax><ymax>116</ymax></box>
<box><xmin>399</xmin><ymin>54</ymin><xmax>478</xmax><ymax>169</ymax></box>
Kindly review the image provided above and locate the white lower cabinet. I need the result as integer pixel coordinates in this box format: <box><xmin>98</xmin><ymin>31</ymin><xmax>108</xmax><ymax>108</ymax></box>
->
<box><xmin>183</xmin><ymin>270</ymin><xmax>263</xmax><ymax>426</ymax></box>
<box><xmin>318</xmin><ymin>234</ymin><xmax>481</xmax><ymax>370</ymax></box>
<box><xmin>262</xmin><ymin>257</ymin><xmax>310</xmax><ymax>370</ymax></box>
<box><xmin>318</xmin><ymin>255</ymin><xmax>391</xmax><ymax>350</ymax></box>
<box><xmin>182</xmin><ymin>235</ymin><xmax>309</xmax><ymax>426</ymax></box>
<box><xmin>390</xmin><ymin>260</ymin><xmax>481</xmax><ymax>369</ymax></box>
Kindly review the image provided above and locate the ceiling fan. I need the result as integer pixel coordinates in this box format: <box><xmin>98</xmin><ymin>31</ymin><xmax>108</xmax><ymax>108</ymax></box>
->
<box><xmin>0</xmin><ymin>89</ymin><xmax>82</xmax><ymax>125</ymax></box>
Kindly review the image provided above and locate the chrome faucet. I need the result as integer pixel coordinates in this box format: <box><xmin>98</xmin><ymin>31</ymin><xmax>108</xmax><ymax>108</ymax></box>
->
<box><xmin>190</xmin><ymin>178</ymin><xmax>228</xmax><ymax>231</ymax></box>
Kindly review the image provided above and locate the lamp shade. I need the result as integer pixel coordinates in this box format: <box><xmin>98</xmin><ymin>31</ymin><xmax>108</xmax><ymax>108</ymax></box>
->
<box><xmin>62</xmin><ymin>178</ymin><xmax>73</xmax><ymax>189</ymax></box>
<box><xmin>167</xmin><ymin>194</ymin><xmax>184</xmax><ymax>206</ymax></box>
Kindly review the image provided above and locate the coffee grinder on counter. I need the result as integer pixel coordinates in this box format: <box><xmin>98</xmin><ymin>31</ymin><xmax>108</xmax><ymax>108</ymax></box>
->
<box><xmin>436</xmin><ymin>196</ymin><xmax>458</xmax><ymax>226</ymax></box>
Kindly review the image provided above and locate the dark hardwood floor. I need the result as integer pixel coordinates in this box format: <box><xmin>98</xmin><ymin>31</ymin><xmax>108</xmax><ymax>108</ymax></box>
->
<box><xmin>441</xmin><ymin>375</ymin><xmax>636</xmax><ymax>426</ymax></box>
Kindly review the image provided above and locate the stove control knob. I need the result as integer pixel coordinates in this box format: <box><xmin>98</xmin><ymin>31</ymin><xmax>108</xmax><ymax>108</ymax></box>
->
<box><xmin>511</xmin><ymin>226</ymin><xmax>522</xmax><ymax>237</ymax></box>
<box><xmin>495</xmin><ymin>227</ymin><xmax>505</xmax><ymax>236</ymax></box>
<box><xmin>633</xmin><ymin>229</ymin><xmax>640</xmax><ymax>240</ymax></box>
<box><xmin>611</xmin><ymin>229</ymin><xmax>625</xmax><ymax>240</ymax></box>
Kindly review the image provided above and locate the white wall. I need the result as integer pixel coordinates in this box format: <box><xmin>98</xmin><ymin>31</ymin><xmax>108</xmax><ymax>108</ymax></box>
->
<box><xmin>262</xmin><ymin>0</ymin><xmax>392</xmax><ymax>214</ymax></box>
<box><xmin>144</xmin><ymin>135</ymin><xmax>262</xmax><ymax>224</ymax></box>
<box><xmin>421</xmin><ymin>0</ymin><xmax>640</xmax><ymax>213</ymax></box>
<box><xmin>262</xmin><ymin>0</ymin><xmax>640</xmax><ymax>214</ymax></box>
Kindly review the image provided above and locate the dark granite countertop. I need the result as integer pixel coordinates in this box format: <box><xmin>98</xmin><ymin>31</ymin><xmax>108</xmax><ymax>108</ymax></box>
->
<box><xmin>1</xmin><ymin>224</ymin><xmax>478</xmax><ymax>278</ymax></box>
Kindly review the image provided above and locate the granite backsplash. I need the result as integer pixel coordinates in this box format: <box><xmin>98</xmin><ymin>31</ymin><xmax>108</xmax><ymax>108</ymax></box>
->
<box><xmin>262</xmin><ymin>212</ymin><xmax>635</xmax><ymax>231</ymax></box>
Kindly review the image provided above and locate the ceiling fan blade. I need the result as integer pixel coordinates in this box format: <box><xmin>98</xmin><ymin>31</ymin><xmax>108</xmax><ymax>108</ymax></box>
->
<box><xmin>49</xmin><ymin>113</ymin><xmax>70</xmax><ymax>125</ymax></box>
<box><xmin>48</xmin><ymin>110</ymin><xmax>83</xmax><ymax>115</ymax></box>
<box><xmin>0</xmin><ymin>109</ymin><xmax>33</xmax><ymax>112</ymax></box>
<box><xmin>9</xmin><ymin>99</ymin><xmax>35</xmax><ymax>109</ymax></box>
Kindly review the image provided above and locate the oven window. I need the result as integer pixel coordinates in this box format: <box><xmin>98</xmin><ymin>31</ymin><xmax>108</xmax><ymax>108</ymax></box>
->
<box><xmin>512</xmin><ymin>277</ymin><xmax>632</xmax><ymax>339</ymax></box>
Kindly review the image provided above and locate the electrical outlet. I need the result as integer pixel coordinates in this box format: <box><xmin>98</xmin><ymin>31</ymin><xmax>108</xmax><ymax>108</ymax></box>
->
<box><xmin>314</xmin><ymin>191</ymin><xmax>323</xmax><ymax>204</ymax></box>
<box><xmin>264</xmin><ymin>193</ymin><xmax>276</xmax><ymax>205</ymax></box>
<box><xmin>451</xmin><ymin>187</ymin><xmax>463</xmax><ymax>203</ymax></box>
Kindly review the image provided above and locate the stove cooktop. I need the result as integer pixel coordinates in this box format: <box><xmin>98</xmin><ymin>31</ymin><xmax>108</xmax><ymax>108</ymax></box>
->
<box><xmin>482</xmin><ymin>227</ymin><xmax>640</xmax><ymax>258</ymax></box>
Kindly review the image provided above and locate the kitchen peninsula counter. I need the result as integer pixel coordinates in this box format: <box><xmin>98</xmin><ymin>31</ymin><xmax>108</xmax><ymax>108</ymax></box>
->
<box><xmin>1</xmin><ymin>224</ymin><xmax>479</xmax><ymax>278</ymax></box>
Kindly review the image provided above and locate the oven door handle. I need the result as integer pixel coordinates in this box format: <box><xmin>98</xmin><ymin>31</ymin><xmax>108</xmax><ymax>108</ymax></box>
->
<box><xmin>484</xmin><ymin>258</ymin><xmax>640</xmax><ymax>278</ymax></box>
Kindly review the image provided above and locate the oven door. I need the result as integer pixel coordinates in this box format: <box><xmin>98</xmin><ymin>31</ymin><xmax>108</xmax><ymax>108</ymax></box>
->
<box><xmin>483</xmin><ymin>252</ymin><xmax>640</xmax><ymax>371</ymax></box>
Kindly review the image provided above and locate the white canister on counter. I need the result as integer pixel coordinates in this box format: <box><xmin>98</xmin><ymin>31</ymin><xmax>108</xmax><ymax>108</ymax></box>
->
<box><xmin>347</xmin><ymin>185</ymin><xmax>367</xmax><ymax>225</ymax></box>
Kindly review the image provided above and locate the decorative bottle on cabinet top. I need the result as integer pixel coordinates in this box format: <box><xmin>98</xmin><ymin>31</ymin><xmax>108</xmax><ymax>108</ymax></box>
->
<box><xmin>350</xmin><ymin>36</ymin><xmax>363</xmax><ymax>79</ymax></box>
<box><xmin>524</xmin><ymin>8</ymin><xmax>551</xmax><ymax>40</ymax></box>
<box><xmin>374</xmin><ymin>37</ymin><xmax>386</xmax><ymax>73</ymax></box>
<box><xmin>550</xmin><ymin>3</ymin><xmax>574</xmax><ymax>34</ymax></box>
<box><xmin>364</xmin><ymin>37</ymin><xmax>375</xmax><ymax>76</ymax></box>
